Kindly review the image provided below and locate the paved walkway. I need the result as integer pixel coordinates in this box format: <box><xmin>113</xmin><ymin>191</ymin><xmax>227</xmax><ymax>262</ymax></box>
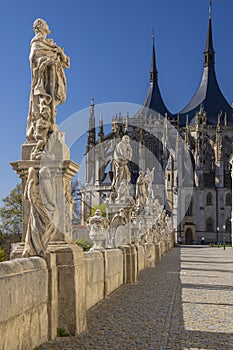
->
<box><xmin>39</xmin><ymin>246</ymin><xmax>233</xmax><ymax>350</ymax></box>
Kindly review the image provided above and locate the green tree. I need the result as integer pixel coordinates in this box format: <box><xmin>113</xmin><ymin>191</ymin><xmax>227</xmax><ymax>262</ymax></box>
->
<box><xmin>0</xmin><ymin>183</ymin><xmax>22</xmax><ymax>235</ymax></box>
<box><xmin>0</xmin><ymin>183</ymin><xmax>22</xmax><ymax>258</ymax></box>
<box><xmin>0</xmin><ymin>247</ymin><xmax>7</xmax><ymax>261</ymax></box>
<box><xmin>90</xmin><ymin>203</ymin><xmax>106</xmax><ymax>217</ymax></box>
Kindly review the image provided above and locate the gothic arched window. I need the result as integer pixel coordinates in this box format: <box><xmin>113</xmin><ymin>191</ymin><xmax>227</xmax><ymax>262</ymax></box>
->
<box><xmin>226</xmin><ymin>193</ymin><xmax>231</xmax><ymax>206</ymax></box>
<box><xmin>206</xmin><ymin>217</ymin><xmax>214</xmax><ymax>232</ymax></box>
<box><xmin>206</xmin><ymin>192</ymin><xmax>213</xmax><ymax>206</ymax></box>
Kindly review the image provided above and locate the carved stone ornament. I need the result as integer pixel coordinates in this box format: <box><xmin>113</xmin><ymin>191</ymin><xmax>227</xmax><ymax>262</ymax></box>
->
<box><xmin>86</xmin><ymin>209</ymin><xmax>108</xmax><ymax>250</ymax></box>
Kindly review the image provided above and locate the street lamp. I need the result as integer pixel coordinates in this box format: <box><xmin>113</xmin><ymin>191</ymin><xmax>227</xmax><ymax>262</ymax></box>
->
<box><xmin>229</xmin><ymin>153</ymin><xmax>233</xmax><ymax>247</ymax></box>
<box><xmin>216</xmin><ymin>226</ymin><xmax>219</xmax><ymax>247</ymax></box>
<box><xmin>223</xmin><ymin>224</ymin><xmax>226</xmax><ymax>250</ymax></box>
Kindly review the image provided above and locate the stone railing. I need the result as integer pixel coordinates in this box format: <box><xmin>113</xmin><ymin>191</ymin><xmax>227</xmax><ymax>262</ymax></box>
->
<box><xmin>0</xmin><ymin>226</ymin><xmax>174</xmax><ymax>350</ymax></box>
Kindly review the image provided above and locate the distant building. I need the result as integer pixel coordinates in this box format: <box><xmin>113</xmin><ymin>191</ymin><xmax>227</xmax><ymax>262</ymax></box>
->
<box><xmin>81</xmin><ymin>4</ymin><xmax>232</xmax><ymax>244</ymax></box>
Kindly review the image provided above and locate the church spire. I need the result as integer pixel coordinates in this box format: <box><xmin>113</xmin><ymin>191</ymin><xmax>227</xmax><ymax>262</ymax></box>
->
<box><xmin>204</xmin><ymin>0</ymin><xmax>215</xmax><ymax>67</ymax></box>
<box><xmin>150</xmin><ymin>28</ymin><xmax>158</xmax><ymax>82</ymax></box>
<box><xmin>178</xmin><ymin>0</ymin><xmax>233</xmax><ymax>125</ymax></box>
<box><xmin>209</xmin><ymin>0</ymin><xmax>212</xmax><ymax>19</ymax></box>
<box><xmin>86</xmin><ymin>98</ymin><xmax>96</xmax><ymax>152</ymax></box>
<box><xmin>138</xmin><ymin>29</ymin><xmax>172</xmax><ymax>118</ymax></box>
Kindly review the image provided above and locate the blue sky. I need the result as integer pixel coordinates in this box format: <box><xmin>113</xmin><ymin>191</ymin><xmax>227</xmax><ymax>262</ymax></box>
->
<box><xmin>0</xmin><ymin>0</ymin><xmax>232</xmax><ymax>200</ymax></box>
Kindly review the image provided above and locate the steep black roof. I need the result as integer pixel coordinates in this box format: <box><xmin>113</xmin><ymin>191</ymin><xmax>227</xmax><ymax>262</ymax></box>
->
<box><xmin>141</xmin><ymin>33</ymin><xmax>172</xmax><ymax>119</ymax></box>
<box><xmin>178</xmin><ymin>4</ymin><xmax>233</xmax><ymax>126</ymax></box>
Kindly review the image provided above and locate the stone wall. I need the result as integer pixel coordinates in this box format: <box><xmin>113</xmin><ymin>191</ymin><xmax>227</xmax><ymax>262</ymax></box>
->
<box><xmin>84</xmin><ymin>251</ymin><xmax>104</xmax><ymax>310</ymax></box>
<box><xmin>102</xmin><ymin>249</ymin><xmax>123</xmax><ymax>296</ymax></box>
<box><xmin>0</xmin><ymin>257</ymin><xmax>48</xmax><ymax>350</ymax></box>
<box><xmin>0</xmin><ymin>230</ymin><xmax>175</xmax><ymax>350</ymax></box>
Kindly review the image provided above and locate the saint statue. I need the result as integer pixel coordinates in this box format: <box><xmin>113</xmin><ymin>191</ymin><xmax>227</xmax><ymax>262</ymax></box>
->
<box><xmin>23</xmin><ymin>167</ymin><xmax>57</xmax><ymax>258</ymax></box>
<box><xmin>144</xmin><ymin>167</ymin><xmax>155</xmax><ymax>193</ymax></box>
<box><xmin>111</xmin><ymin>135</ymin><xmax>132</xmax><ymax>190</ymax></box>
<box><xmin>26</xmin><ymin>18</ymin><xmax>70</xmax><ymax>158</ymax></box>
<box><xmin>136</xmin><ymin>170</ymin><xmax>147</xmax><ymax>211</ymax></box>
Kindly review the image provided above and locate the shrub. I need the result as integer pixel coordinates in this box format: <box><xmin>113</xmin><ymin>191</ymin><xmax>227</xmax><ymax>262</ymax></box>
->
<box><xmin>76</xmin><ymin>238</ymin><xmax>93</xmax><ymax>251</ymax></box>
<box><xmin>57</xmin><ymin>327</ymin><xmax>70</xmax><ymax>337</ymax></box>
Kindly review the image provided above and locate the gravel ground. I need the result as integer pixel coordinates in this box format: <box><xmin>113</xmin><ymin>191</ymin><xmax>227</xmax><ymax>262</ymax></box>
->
<box><xmin>39</xmin><ymin>246</ymin><xmax>233</xmax><ymax>350</ymax></box>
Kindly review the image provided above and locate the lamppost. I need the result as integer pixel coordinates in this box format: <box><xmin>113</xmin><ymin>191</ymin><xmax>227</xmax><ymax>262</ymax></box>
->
<box><xmin>223</xmin><ymin>224</ymin><xmax>226</xmax><ymax>250</ymax></box>
<box><xmin>229</xmin><ymin>153</ymin><xmax>233</xmax><ymax>247</ymax></box>
<box><xmin>216</xmin><ymin>226</ymin><xmax>219</xmax><ymax>247</ymax></box>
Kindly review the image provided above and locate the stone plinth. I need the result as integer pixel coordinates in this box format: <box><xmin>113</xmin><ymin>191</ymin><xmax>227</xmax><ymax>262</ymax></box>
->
<box><xmin>120</xmin><ymin>244</ymin><xmax>137</xmax><ymax>284</ymax></box>
<box><xmin>10</xmin><ymin>159</ymin><xmax>80</xmax><ymax>259</ymax></box>
<box><xmin>47</xmin><ymin>241</ymin><xmax>86</xmax><ymax>336</ymax></box>
<box><xmin>144</xmin><ymin>243</ymin><xmax>156</xmax><ymax>268</ymax></box>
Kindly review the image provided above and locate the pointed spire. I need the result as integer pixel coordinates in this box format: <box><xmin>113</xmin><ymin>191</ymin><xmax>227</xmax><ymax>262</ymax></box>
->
<box><xmin>204</xmin><ymin>0</ymin><xmax>215</xmax><ymax>67</ymax></box>
<box><xmin>87</xmin><ymin>98</ymin><xmax>96</xmax><ymax>151</ymax></box>
<box><xmin>224</xmin><ymin>112</ymin><xmax>227</xmax><ymax>126</ymax></box>
<box><xmin>150</xmin><ymin>28</ymin><xmax>158</xmax><ymax>82</ymax></box>
<box><xmin>89</xmin><ymin>98</ymin><xmax>95</xmax><ymax>130</ymax></box>
<box><xmin>98</xmin><ymin>114</ymin><xmax>104</xmax><ymax>143</ymax></box>
<box><xmin>209</xmin><ymin>0</ymin><xmax>212</xmax><ymax>19</ymax></box>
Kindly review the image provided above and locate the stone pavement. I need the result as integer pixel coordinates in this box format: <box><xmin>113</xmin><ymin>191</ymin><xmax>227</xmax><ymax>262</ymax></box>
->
<box><xmin>39</xmin><ymin>246</ymin><xmax>233</xmax><ymax>350</ymax></box>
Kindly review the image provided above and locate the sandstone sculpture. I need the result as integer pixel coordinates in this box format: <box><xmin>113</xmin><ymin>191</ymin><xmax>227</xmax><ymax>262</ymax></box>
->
<box><xmin>144</xmin><ymin>167</ymin><xmax>154</xmax><ymax>193</ymax></box>
<box><xmin>86</xmin><ymin>209</ymin><xmax>108</xmax><ymax>250</ymax></box>
<box><xmin>26</xmin><ymin>18</ymin><xmax>70</xmax><ymax>160</ymax></box>
<box><xmin>136</xmin><ymin>170</ymin><xmax>147</xmax><ymax>211</ymax></box>
<box><xmin>22</xmin><ymin>167</ymin><xmax>56</xmax><ymax>257</ymax></box>
<box><xmin>111</xmin><ymin>135</ymin><xmax>132</xmax><ymax>190</ymax></box>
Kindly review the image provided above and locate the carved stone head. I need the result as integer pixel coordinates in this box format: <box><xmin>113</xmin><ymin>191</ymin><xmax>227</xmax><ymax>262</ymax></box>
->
<box><xmin>33</xmin><ymin>18</ymin><xmax>50</xmax><ymax>35</ymax></box>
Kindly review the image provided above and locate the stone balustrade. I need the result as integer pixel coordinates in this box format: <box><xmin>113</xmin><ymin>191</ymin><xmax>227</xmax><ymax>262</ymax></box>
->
<box><xmin>0</xmin><ymin>229</ymin><xmax>175</xmax><ymax>350</ymax></box>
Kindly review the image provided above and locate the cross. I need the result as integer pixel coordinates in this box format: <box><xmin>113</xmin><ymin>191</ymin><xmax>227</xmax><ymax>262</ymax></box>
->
<box><xmin>209</xmin><ymin>0</ymin><xmax>213</xmax><ymax>19</ymax></box>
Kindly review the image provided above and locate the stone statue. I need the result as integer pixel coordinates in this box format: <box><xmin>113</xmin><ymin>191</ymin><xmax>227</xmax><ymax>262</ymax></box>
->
<box><xmin>26</xmin><ymin>18</ymin><xmax>70</xmax><ymax>159</ymax></box>
<box><xmin>111</xmin><ymin>135</ymin><xmax>132</xmax><ymax>190</ymax></box>
<box><xmin>144</xmin><ymin>167</ymin><xmax>154</xmax><ymax>193</ymax></box>
<box><xmin>112</xmin><ymin>208</ymin><xmax>128</xmax><ymax>228</ymax></box>
<box><xmin>136</xmin><ymin>170</ymin><xmax>147</xmax><ymax>211</ymax></box>
<box><xmin>23</xmin><ymin>167</ymin><xmax>57</xmax><ymax>258</ymax></box>
<box><xmin>145</xmin><ymin>187</ymin><xmax>154</xmax><ymax>216</ymax></box>
<box><xmin>112</xmin><ymin>208</ymin><xmax>128</xmax><ymax>247</ymax></box>
<box><xmin>115</xmin><ymin>180</ymin><xmax>134</xmax><ymax>205</ymax></box>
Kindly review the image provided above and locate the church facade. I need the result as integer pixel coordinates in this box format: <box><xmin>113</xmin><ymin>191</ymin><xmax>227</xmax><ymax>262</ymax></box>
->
<box><xmin>81</xmin><ymin>4</ymin><xmax>233</xmax><ymax>245</ymax></box>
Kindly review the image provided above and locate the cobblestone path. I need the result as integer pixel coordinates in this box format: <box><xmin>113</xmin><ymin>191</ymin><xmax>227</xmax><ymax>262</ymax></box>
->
<box><xmin>39</xmin><ymin>247</ymin><xmax>233</xmax><ymax>350</ymax></box>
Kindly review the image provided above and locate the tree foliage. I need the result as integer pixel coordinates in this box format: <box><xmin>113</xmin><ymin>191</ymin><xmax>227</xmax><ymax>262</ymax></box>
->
<box><xmin>0</xmin><ymin>183</ymin><xmax>22</xmax><ymax>235</ymax></box>
<box><xmin>90</xmin><ymin>203</ymin><xmax>106</xmax><ymax>217</ymax></box>
<box><xmin>0</xmin><ymin>247</ymin><xmax>7</xmax><ymax>262</ymax></box>
<box><xmin>0</xmin><ymin>183</ymin><xmax>22</xmax><ymax>259</ymax></box>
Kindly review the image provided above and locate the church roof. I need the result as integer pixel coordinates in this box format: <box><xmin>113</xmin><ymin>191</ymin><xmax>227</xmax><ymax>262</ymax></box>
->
<box><xmin>178</xmin><ymin>3</ymin><xmax>233</xmax><ymax>126</ymax></box>
<box><xmin>141</xmin><ymin>32</ymin><xmax>172</xmax><ymax>119</ymax></box>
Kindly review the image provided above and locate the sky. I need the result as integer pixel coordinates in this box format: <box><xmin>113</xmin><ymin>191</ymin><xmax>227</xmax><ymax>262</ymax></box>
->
<box><xmin>0</xmin><ymin>0</ymin><xmax>232</xmax><ymax>200</ymax></box>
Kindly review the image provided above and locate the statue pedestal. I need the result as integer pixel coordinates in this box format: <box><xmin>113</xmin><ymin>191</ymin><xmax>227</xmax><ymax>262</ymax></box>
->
<box><xmin>10</xmin><ymin>158</ymin><xmax>79</xmax><ymax>259</ymax></box>
<box><xmin>47</xmin><ymin>241</ymin><xmax>86</xmax><ymax>336</ymax></box>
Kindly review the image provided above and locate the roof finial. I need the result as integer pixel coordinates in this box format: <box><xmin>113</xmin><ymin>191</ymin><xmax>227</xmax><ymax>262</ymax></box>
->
<box><xmin>209</xmin><ymin>0</ymin><xmax>212</xmax><ymax>19</ymax></box>
<box><xmin>150</xmin><ymin>28</ymin><xmax>158</xmax><ymax>82</ymax></box>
